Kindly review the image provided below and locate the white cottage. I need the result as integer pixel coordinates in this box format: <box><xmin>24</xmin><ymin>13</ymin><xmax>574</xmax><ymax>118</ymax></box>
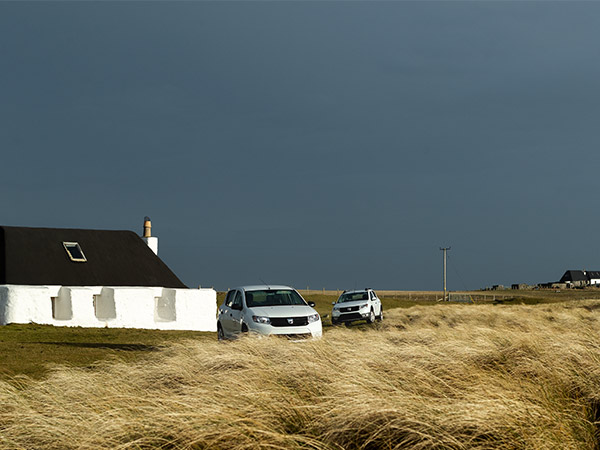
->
<box><xmin>0</xmin><ymin>219</ymin><xmax>216</xmax><ymax>331</ymax></box>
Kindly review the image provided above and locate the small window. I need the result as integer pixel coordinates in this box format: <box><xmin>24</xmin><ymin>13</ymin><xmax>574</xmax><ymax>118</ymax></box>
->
<box><xmin>232</xmin><ymin>291</ymin><xmax>243</xmax><ymax>310</ymax></box>
<box><xmin>225</xmin><ymin>291</ymin><xmax>235</xmax><ymax>308</ymax></box>
<box><xmin>63</xmin><ymin>242</ymin><xmax>87</xmax><ymax>262</ymax></box>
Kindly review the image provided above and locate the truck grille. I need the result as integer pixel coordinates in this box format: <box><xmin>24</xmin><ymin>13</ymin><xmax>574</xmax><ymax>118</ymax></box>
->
<box><xmin>270</xmin><ymin>316</ymin><xmax>309</xmax><ymax>327</ymax></box>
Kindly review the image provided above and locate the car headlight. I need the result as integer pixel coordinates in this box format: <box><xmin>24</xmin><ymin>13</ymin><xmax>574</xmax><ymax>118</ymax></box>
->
<box><xmin>332</xmin><ymin>309</ymin><xmax>340</xmax><ymax>317</ymax></box>
<box><xmin>359</xmin><ymin>303</ymin><xmax>369</xmax><ymax>310</ymax></box>
<box><xmin>307</xmin><ymin>313</ymin><xmax>320</xmax><ymax>323</ymax></box>
<box><xmin>252</xmin><ymin>315</ymin><xmax>271</xmax><ymax>324</ymax></box>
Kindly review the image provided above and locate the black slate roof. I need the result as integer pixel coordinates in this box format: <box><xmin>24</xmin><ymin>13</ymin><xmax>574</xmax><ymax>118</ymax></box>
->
<box><xmin>559</xmin><ymin>270</ymin><xmax>591</xmax><ymax>283</ymax></box>
<box><xmin>0</xmin><ymin>226</ymin><xmax>186</xmax><ymax>288</ymax></box>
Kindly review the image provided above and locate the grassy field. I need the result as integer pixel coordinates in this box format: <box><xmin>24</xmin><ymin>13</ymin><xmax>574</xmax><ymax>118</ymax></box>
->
<box><xmin>0</xmin><ymin>291</ymin><xmax>424</xmax><ymax>380</ymax></box>
<box><xmin>2</xmin><ymin>297</ymin><xmax>600</xmax><ymax>448</ymax></box>
<box><xmin>300</xmin><ymin>288</ymin><xmax>600</xmax><ymax>305</ymax></box>
<box><xmin>0</xmin><ymin>325</ymin><xmax>214</xmax><ymax>380</ymax></box>
<box><xmin>2</xmin><ymin>289</ymin><xmax>599</xmax><ymax>381</ymax></box>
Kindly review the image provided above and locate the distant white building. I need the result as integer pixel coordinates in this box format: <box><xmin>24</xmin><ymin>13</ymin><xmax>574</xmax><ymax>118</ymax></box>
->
<box><xmin>558</xmin><ymin>270</ymin><xmax>600</xmax><ymax>288</ymax></box>
<box><xmin>587</xmin><ymin>271</ymin><xmax>600</xmax><ymax>286</ymax></box>
<box><xmin>0</xmin><ymin>218</ymin><xmax>216</xmax><ymax>331</ymax></box>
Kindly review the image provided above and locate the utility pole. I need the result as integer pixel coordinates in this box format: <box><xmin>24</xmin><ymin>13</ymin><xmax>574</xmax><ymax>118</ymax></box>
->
<box><xmin>440</xmin><ymin>247</ymin><xmax>451</xmax><ymax>301</ymax></box>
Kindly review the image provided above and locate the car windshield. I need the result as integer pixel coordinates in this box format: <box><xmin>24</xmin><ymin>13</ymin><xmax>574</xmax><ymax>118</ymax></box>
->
<box><xmin>338</xmin><ymin>292</ymin><xmax>369</xmax><ymax>303</ymax></box>
<box><xmin>245</xmin><ymin>289</ymin><xmax>307</xmax><ymax>308</ymax></box>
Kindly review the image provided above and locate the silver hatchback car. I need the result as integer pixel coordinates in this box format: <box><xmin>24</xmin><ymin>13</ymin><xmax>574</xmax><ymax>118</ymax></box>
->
<box><xmin>217</xmin><ymin>285</ymin><xmax>322</xmax><ymax>340</ymax></box>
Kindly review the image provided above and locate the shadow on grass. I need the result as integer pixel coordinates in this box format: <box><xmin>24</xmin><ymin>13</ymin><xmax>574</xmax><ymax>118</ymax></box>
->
<box><xmin>33</xmin><ymin>342</ymin><xmax>160</xmax><ymax>352</ymax></box>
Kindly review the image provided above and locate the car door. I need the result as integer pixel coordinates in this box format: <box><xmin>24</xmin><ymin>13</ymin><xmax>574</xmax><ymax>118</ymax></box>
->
<box><xmin>229</xmin><ymin>290</ymin><xmax>244</xmax><ymax>334</ymax></box>
<box><xmin>370</xmin><ymin>290</ymin><xmax>382</xmax><ymax>316</ymax></box>
<box><xmin>219</xmin><ymin>290</ymin><xmax>236</xmax><ymax>337</ymax></box>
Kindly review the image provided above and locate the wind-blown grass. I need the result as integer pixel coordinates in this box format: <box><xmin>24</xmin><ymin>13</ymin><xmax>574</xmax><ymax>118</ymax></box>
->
<box><xmin>2</xmin><ymin>301</ymin><xmax>600</xmax><ymax>449</ymax></box>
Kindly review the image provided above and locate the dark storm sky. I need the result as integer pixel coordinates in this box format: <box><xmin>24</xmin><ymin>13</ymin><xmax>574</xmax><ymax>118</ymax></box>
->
<box><xmin>2</xmin><ymin>1</ymin><xmax>599</xmax><ymax>291</ymax></box>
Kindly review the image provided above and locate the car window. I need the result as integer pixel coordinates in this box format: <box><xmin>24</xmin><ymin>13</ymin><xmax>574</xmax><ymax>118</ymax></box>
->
<box><xmin>225</xmin><ymin>291</ymin><xmax>235</xmax><ymax>308</ymax></box>
<box><xmin>369</xmin><ymin>291</ymin><xmax>375</xmax><ymax>300</ymax></box>
<box><xmin>372</xmin><ymin>291</ymin><xmax>378</xmax><ymax>300</ymax></box>
<box><xmin>232</xmin><ymin>291</ymin><xmax>243</xmax><ymax>309</ymax></box>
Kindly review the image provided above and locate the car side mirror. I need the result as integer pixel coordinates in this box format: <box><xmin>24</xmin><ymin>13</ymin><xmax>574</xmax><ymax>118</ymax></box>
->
<box><xmin>308</xmin><ymin>302</ymin><xmax>316</xmax><ymax>307</ymax></box>
<box><xmin>331</xmin><ymin>302</ymin><xmax>336</xmax><ymax>305</ymax></box>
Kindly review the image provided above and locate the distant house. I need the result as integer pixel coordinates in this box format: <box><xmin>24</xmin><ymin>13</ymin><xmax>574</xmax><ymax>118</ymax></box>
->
<box><xmin>0</xmin><ymin>220</ymin><xmax>216</xmax><ymax>331</ymax></box>
<box><xmin>558</xmin><ymin>270</ymin><xmax>600</xmax><ymax>288</ymax></box>
<box><xmin>586</xmin><ymin>271</ymin><xmax>600</xmax><ymax>286</ymax></box>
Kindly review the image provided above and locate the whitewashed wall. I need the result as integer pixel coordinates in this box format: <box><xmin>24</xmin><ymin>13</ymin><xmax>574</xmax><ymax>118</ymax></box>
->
<box><xmin>0</xmin><ymin>285</ymin><xmax>217</xmax><ymax>331</ymax></box>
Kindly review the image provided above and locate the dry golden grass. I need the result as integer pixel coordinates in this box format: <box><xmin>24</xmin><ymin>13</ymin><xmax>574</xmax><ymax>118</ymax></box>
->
<box><xmin>2</xmin><ymin>302</ymin><xmax>600</xmax><ymax>449</ymax></box>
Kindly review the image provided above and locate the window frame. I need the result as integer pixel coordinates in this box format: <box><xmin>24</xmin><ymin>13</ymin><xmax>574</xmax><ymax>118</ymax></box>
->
<box><xmin>62</xmin><ymin>242</ymin><xmax>87</xmax><ymax>262</ymax></box>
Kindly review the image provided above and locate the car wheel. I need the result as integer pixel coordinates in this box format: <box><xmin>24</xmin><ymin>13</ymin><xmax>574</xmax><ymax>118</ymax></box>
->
<box><xmin>377</xmin><ymin>307</ymin><xmax>383</xmax><ymax>322</ymax></box>
<box><xmin>344</xmin><ymin>321</ymin><xmax>352</xmax><ymax>327</ymax></box>
<box><xmin>241</xmin><ymin>323</ymin><xmax>248</xmax><ymax>333</ymax></box>
<box><xmin>367</xmin><ymin>309</ymin><xmax>375</xmax><ymax>324</ymax></box>
<box><xmin>332</xmin><ymin>318</ymin><xmax>339</xmax><ymax>326</ymax></box>
<box><xmin>217</xmin><ymin>324</ymin><xmax>225</xmax><ymax>341</ymax></box>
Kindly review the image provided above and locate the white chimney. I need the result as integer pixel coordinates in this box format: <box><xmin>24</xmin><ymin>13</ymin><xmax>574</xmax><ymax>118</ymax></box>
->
<box><xmin>142</xmin><ymin>216</ymin><xmax>159</xmax><ymax>255</ymax></box>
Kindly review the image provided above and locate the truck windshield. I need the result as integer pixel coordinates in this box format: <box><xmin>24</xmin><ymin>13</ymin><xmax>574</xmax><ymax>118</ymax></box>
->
<box><xmin>245</xmin><ymin>290</ymin><xmax>307</xmax><ymax>307</ymax></box>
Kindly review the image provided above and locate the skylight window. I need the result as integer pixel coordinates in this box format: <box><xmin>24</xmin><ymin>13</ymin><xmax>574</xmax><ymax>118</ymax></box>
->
<box><xmin>63</xmin><ymin>242</ymin><xmax>87</xmax><ymax>262</ymax></box>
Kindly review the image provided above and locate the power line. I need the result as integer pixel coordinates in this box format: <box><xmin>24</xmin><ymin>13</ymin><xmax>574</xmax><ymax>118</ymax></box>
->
<box><xmin>447</xmin><ymin>253</ymin><xmax>470</xmax><ymax>292</ymax></box>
